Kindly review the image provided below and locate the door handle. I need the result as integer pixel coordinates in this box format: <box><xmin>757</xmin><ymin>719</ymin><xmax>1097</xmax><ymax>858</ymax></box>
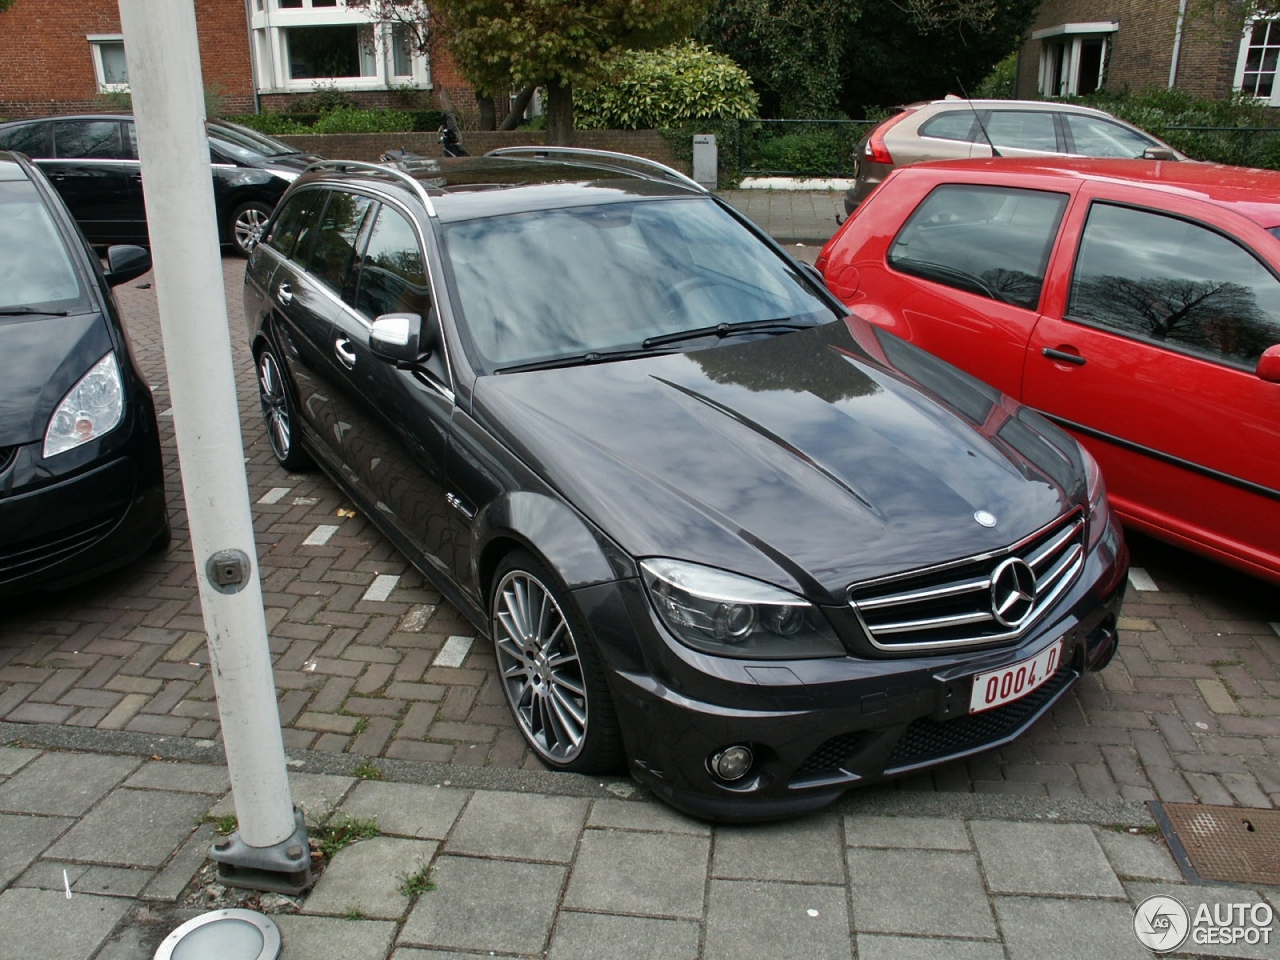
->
<box><xmin>1042</xmin><ymin>347</ymin><xmax>1086</xmax><ymax>366</ymax></box>
<box><xmin>334</xmin><ymin>337</ymin><xmax>357</xmax><ymax>369</ymax></box>
<box><xmin>276</xmin><ymin>281</ymin><xmax>292</xmax><ymax>305</ymax></box>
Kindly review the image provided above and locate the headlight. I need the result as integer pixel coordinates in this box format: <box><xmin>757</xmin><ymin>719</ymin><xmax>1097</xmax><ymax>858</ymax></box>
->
<box><xmin>44</xmin><ymin>353</ymin><xmax>124</xmax><ymax>458</ymax></box>
<box><xmin>640</xmin><ymin>558</ymin><xmax>845</xmax><ymax>659</ymax></box>
<box><xmin>1080</xmin><ymin>444</ymin><xmax>1109</xmax><ymax>546</ymax></box>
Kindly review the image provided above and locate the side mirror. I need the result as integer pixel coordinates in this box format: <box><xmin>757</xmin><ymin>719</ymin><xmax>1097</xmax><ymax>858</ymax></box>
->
<box><xmin>370</xmin><ymin>313</ymin><xmax>430</xmax><ymax>365</ymax></box>
<box><xmin>103</xmin><ymin>245</ymin><xmax>152</xmax><ymax>287</ymax></box>
<box><xmin>1257</xmin><ymin>344</ymin><xmax>1280</xmax><ymax>383</ymax></box>
<box><xmin>1142</xmin><ymin>147</ymin><xmax>1179</xmax><ymax>161</ymax></box>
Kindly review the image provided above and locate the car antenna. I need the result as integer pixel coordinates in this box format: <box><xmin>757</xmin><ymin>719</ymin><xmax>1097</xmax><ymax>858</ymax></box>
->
<box><xmin>956</xmin><ymin>77</ymin><xmax>1001</xmax><ymax>158</ymax></box>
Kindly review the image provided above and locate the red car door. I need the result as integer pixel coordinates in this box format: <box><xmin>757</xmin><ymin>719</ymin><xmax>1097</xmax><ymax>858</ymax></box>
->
<box><xmin>1022</xmin><ymin>184</ymin><xmax>1280</xmax><ymax>581</ymax></box>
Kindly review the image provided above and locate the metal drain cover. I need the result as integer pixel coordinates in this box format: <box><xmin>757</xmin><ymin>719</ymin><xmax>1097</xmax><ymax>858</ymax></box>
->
<box><xmin>1153</xmin><ymin>802</ymin><xmax>1280</xmax><ymax>886</ymax></box>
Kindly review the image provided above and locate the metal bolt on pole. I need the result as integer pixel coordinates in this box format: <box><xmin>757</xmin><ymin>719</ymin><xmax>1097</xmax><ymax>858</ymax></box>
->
<box><xmin>116</xmin><ymin>0</ymin><xmax>310</xmax><ymax>894</ymax></box>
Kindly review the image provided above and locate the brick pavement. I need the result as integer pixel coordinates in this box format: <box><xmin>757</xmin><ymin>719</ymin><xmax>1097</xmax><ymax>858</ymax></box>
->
<box><xmin>2</xmin><ymin>251</ymin><xmax>1279</xmax><ymax>810</ymax></box>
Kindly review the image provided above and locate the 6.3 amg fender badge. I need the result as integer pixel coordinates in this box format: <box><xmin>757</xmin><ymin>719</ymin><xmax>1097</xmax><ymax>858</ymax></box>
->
<box><xmin>990</xmin><ymin>557</ymin><xmax>1038</xmax><ymax>627</ymax></box>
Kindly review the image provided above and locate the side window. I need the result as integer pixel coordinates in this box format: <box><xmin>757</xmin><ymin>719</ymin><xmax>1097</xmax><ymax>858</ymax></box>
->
<box><xmin>354</xmin><ymin>206</ymin><xmax>429</xmax><ymax>320</ymax></box>
<box><xmin>0</xmin><ymin>122</ymin><xmax>49</xmax><ymax>157</ymax></box>
<box><xmin>984</xmin><ymin>111</ymin><xmax>1057</xmax><ymax>152</ymax></box>
<box><xmin>1068</xmin><ymin>203</ymin><xmax>1280</xmax><ymax>367</ymax></box>
<box><xmin>888</xmin><ymin>184</ymin><xmax>1068</xmax><ymax>310</ymax></box>
<box><xmin>53</xmin><ymin>121</ymin><xmax>123</xmax><ymax>159</ymax></box>
<box><xmin>1064</xmin><ymin>115</ymin><xmax>1154</xmax><ymax>158</ymax></box>
<box><xmin>919</xmin><ymin>113</ymin><xmax>978</xmax><ymax>143</ymax></box>
<box><xmin>263</xmin><ymin>190</ymin><xmax>323</xmax><ymax>261</ymax></box>
<box><xmin>304</xmin><ymin>190</ymin><xmax>373</xmax><ymax>295</ymax></box>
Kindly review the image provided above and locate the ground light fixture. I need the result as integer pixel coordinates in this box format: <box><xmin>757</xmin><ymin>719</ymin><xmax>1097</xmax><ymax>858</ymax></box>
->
<box><xmin>152</xmin><ymin>909</ymin><xmax>281</xmax><ymax>960</ymax></box>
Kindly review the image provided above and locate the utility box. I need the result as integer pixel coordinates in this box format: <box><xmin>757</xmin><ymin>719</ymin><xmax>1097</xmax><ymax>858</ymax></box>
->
<box><xmin>692</xmin><ymin>134</ymin><xmax>717</xmax><ymax>190</ymax></box>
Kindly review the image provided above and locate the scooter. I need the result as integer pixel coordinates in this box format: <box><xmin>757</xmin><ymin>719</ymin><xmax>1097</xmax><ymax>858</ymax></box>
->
<box><xmin>439</xmin><ymin>124</ymin><xmax>468</xmax><ymax>157</ymax></box>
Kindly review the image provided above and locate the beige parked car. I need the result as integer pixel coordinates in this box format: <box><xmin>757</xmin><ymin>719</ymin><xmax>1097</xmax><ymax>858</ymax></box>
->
<box><xmin>843</xmin><ymin>97</ymin><xmax>1183</xmax><ymax>214</ymax></box>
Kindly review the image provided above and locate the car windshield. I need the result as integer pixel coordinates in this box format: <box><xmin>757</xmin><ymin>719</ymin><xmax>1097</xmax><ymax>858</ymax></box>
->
<box><xmin>207</xmin><ymin>121</ymin><xmax>299</xmax><ymax>162</ymax></box>
<box><xmin>441</xmin><ymin>197</ymin><xmax>838</xmax><ymax>371</ymax></box>
<box><xmin>0</xmin><ymin>179</ymin><xmax>86</xmax><ymax>312</ymax></box>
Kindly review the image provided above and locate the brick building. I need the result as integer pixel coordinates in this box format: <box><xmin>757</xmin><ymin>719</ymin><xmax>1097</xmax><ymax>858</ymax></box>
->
<box><xmin>1016</xmin><ymin>0</ymin><xmax>1267</xmax><ymax>102</ymax></box>
<box><xmin>0</xmin><ymin>0</ymin><xmax>471</xmax><ymax>121</ymax></box>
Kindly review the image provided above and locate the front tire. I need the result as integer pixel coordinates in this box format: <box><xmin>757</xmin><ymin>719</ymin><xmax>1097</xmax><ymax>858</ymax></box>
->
<box><xmin>256</xmin><ymin>347</ymin><xmax>312</xmax><ymax>471</ymax></box>
<box><xmin>229</xmin><ymin>200</ymin><xmax>272</xmax><ymax>257</ymax></box>
<box><xmin>490</xmin><ymin>550</ymin><xmax>623</xmax><ymax>773</ymax></box>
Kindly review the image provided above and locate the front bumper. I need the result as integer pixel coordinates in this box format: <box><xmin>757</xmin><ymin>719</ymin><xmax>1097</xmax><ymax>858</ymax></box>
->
<box><xmin>576</xmin><ymin>512</ymin><xmax>1127</xmax><ymax>822</ymax></box>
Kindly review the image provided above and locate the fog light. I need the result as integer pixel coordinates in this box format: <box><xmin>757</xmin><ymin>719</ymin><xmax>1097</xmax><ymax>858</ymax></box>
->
<box><xmin>709</xmin><ymin>745</ymin><xmax>753</xmax><ymax>781</ymax></box>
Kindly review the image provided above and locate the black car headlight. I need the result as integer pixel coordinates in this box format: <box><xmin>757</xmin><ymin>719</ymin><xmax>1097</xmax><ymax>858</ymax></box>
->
<box><xmin>43</xmin><ymin>353</ymin><xmax>125</xmax><ymax>458</ymax></box>
<box><xmin>640</xmin><ymin>558</ymin><xmax>845</xmax><ymax>659</ymax></box>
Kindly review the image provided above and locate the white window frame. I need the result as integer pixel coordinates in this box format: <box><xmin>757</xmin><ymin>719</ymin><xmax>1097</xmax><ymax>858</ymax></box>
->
<box><xmin>1033</xmin><ymin>22</ymin><xmax>1118</xmax><ymax>97</ymax></box>
<box><xmin>88</xmin><ymin>34</ymin><xmax>130</xmax><ymax>93</ymax></box>
<box><xmin>1234</xmin><ymin>18</ymin><xmax>1280</xmax><ymax>105</ymax></box>
<box><xmin>248</xmin><ymin>0</ymin><xmax>430</xmax><ymax>94</ymax></box>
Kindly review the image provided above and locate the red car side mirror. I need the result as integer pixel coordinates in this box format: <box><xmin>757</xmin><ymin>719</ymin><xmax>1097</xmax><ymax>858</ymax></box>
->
<box><xmin>1258</xmin><ymin>344</ymin><xmax>1280</xmax><ymax>383</ymax></box>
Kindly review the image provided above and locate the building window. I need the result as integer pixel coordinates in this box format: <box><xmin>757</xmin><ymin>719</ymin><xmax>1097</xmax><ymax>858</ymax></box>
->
<box><xmin>285</xmin><ymin>24</ymin><xmax>376</xmax><ymax>79</ymax></box>
<box><xmin>89</xmin><ymin>36</ymin><xmax>129</xmax><ymax>92</ymax></box>
<box><xmin>1236</xmin><ymin>20</ymin><xmax>1280</xmax><ymax>100</ymax></box>
<box><xmin>1033</xmin><ymin>23</ymin><xmax>1117</xmax><ymax>97</ymax></box>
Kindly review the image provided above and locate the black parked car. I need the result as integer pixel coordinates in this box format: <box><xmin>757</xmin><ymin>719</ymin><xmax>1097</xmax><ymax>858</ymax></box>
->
<box><xmin>245</xmin><ymin>148</ymin><xmax>1128</xmax><ymax>820</ymax></box>
<box><xmin>0</xmin><ymin>151</ymin><xmax>168</xmax><ymax>598</ymax></box>
<box><xmin>0</xmin><ymin>115</ymin><xmax>319</xmax><ymax>256</ymax></box>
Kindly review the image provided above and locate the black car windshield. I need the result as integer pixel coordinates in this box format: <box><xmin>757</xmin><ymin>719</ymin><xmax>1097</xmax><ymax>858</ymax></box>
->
<box><xmin>207</xmin><ymin>121</ymin><xmax>299</xmax><ymax>162</ymax></box>
<box><xmin>441</xmin><ymin>197</ymin><xmax>838</xmax><ymax>371</ymax></box>
<box><xmin>0</xmin><ymin>179</ymin><xmax>86</xmax><ymax>313</ymax></box>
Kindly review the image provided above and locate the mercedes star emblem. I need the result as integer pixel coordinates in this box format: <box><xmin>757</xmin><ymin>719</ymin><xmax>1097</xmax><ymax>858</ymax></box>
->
<box><xmin>990</xmin><ymin>557</ymin><xmax>1038</xmax><ymax>627</ymax></box>
<box><xmin>974</xmin><ymin>510</ymin><xmax>997</xmax><ymax>527</ymax></box>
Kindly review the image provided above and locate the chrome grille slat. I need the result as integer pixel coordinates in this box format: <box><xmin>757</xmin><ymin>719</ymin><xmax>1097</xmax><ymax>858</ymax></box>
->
<box><xmin>848</xmin><ymin>509</ymin><xmax>1086</xmax><ymax>652</ymax></box>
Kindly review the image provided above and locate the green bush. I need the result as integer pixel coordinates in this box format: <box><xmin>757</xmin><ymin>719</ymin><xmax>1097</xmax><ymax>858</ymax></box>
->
<box><xmin>578</xmin><ymin>41</ymin><xmax>759</xmax><ymax>130</ymax></box>
<box><xmin>310</xmin><ymin>107</ymin><xmax>416</xmax><ymax>134</ymax></box>
<box><xmin>225</xmin><ymin>113</ymin><xmax>311</xmax><ymax>135</ymax></box>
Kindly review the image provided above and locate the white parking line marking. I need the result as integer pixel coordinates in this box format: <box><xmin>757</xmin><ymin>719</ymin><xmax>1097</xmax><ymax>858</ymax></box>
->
<box><xmin>433</xmin><ymin>635</ymin><xmax>474</xmax><ymax>668</ymax></box>
<box><xmin>293</xmin><ymin>497</ymin><xmax>319</xmax><ymax>506</ymax></box>
<box><xmin>399</xmin><ymin>605</ymin><xmax>436</xmax><ymax>632</ymax></box>
<box><xmin>1271</xmin><ymin>622</ymin><xmax>1280</xmax><ymax>639</ymax></box>
<box><xmin>258</xmin><ymin>487</ymin><xmax>291</xmax><ymax>505</ymax></box>
<box><xmin>159</xmin><ymin>407</ymin><xmax>173</xmax><ymax>417</ymax></box>
<box><xmin>362</xmin><ymin>574</ymin><xmax>400</xmax><ymax>602</ymax></box>
<box><xmin>303</xmin><ymin>524</ymin><xmax>339</xmax><ymax>546</ymax></box>
<box><xmin>1128</xmin><ymin>568</ymin><xmax>1159</xmax><ymax>592</ymax></box>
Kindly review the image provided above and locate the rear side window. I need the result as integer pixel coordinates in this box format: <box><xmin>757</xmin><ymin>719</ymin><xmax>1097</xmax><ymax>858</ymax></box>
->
<box><xmin>0</xmin><ymin>123</ymin><xmax>49</xmax><ymax>157</ymax></box>
<box><xmin>1063</xmin><ymin>114</ymin><xmax>1155</xmax><ymax>158</ymax></box>
<box><xmin>53</xmin><ymin>121</ymin><xmax>123</xmax><ymax>159</ymax></box>
<box><xmin>888</xmin><ymin>184</ymin><xmax>1068</xmax><ymax>310</ymax></box>
<box><xmin>264</xmin><ymin>190</ymin><xmax>323</xmax><ymax>260</ymax></box>
<box><xmin>919</xmin><ymin>113</ymin><xmax>978</xmax><ymax>143</ymax></box>
<box><xmin>1068</xmin><ymin>203</ymin><xmax>1280</xmax><ymax>367</ymax></box>
<box><xmin>984</xmin><ymin>111</ymin><xmax>1057</xmax><ymax>152</ymax></box>
<box><xmin>354</xmin><ymin>206</ymin><xmax>429</xmax><ymax>320</ymax></box>
<box><xmin>305</xmin><ymin>190</ymin><xmax>373</xmax><ymax>295</ymax></box>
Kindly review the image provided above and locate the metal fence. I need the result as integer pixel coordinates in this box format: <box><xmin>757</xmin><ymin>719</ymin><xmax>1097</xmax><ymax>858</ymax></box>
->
<box><xmin>737</xmin><ymin>118</ymin><xmax>874</xmax><ymax>178</ymax></box>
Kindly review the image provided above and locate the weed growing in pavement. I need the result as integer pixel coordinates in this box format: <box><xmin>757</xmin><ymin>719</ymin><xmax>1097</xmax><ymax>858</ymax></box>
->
<box><xmin>352</xmin><ymin>717</ymin><xmax>370</xmax><ymax>736</ymax></box>
<box><xmin>353</xmin><ymin>758</ymin><xmax>384</xmax><ymax>780</ymax></box>
<box><xmin>343</xmin><ymin>907</ymin><xmax>366</xmax><ymax>920</ymax></box>
<box><xmin>312</xmin><ymin>810</ymin><xmax>380</xmax><ymax>860</ymax></box>
<box><xmin>399</xmin><ymin>864</ymin><xmax>435</xmax><ymax>897</ymax></box>
<box><xmin>201</xmin><ymin>814</ymin><xmax>239</xmax><ymax>834</ymax></box>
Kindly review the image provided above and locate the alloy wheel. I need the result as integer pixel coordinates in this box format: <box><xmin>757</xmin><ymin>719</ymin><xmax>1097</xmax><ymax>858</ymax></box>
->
<box><xmin>234</xmin><ymin>205</ymin><xmax>270</xmax><ymax>254</ymax></box>
<box><xmin>257</xmin><ymin>351</ymin><xmax>292</xmax><ymax>463</ymax></box>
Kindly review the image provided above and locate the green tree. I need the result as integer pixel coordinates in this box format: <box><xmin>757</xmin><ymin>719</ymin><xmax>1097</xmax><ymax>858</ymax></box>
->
<box><xmin>433</xmin><ymin>0</ymin><xmax>713</xmax><ymax>144</ymax></box>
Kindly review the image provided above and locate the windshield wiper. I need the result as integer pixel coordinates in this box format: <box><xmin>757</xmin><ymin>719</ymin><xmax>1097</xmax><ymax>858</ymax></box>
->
<box><xmin>494</xmin><ymin>346</ymin><xmax>673</xmax><ymax>374</ymax></box>
<box><xmin>0</xmin><ymin>307</ymin><xmax>70</xmax><ymax>317</ymax></box>
<box><xmin>642</xmin><ymin>317</ymin><xmax>811</xmax><ymax>349</ymax></box>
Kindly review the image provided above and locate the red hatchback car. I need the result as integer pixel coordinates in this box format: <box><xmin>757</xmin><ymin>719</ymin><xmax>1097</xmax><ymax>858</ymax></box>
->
<box><xmin>817</xmin><ymin>158</ymin><xmax>1280</xmax><ymax>583</ymax></box>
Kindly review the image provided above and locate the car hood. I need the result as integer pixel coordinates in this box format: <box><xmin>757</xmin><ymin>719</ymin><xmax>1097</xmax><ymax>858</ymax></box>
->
<box><xmin>472</xmin><ymin>318</ymin><xmax>1086</xmax><ymax>599</ymax></box>
<box><xmin>0</xmin><ymin>312</ymin><xmax>114</xmax><ymax>447</ymax></box>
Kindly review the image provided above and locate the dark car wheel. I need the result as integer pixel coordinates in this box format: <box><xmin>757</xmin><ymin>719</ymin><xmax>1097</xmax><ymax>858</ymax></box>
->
<box><xmin>229</xmin><ymin>200</ymin><xmax>272</xmax><ymax>257</ymax></box>
<box><xmin>256</xmin><ymin>347</ymin><xmax>313</xmax><ymax>471</ymax></box>
<box><xmin>491</xmin><ymin>550</ymin><xmax>623</xmax><ymax>774</ymax></box>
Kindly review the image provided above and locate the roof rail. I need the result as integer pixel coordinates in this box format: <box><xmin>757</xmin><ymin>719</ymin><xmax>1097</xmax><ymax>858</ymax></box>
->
<box><xmin>303</xmin><ymin>159</ymin><xmax>438</xmax><ymax>217</ymax></box>
<box><xmin>484</xmin><ymin>146</ymin><xmax>707</xmax><ymax>193</ymax></box>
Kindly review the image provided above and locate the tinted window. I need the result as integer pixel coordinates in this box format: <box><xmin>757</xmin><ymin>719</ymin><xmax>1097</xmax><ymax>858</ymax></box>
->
<box><xmin>0</xmin><ymin>180</ymin><xmax>84</xmax><ymax>310</ymax></box>
<box><xmin>306</xmin><ymin>191</ymin><xmax>373</xmax><ymax>295</ymax></box>
<box><xmin>0</xmin><ymin>123</ymin><xmax>49</xmax><ymax>157</ymax></box>
<box><xmin>354</xmin><ymin>206</ymin><xmax>428</xmax><ymax>320</ymax></box>
<box><xmin>919</xmin><ymin>113</ymin><xmax>978</xmax><ymax>143</ymax></box>
<box><xmin>1064</xmin><ymin>115</ymin><xmax>1155</xmax><ymax>158</ymax></box>
<box><xmin>985</xmin><ymin>112</ymin><xmax>1057</xmax><ymax>152</ymax></box>
<box><xmin>207</xmin><ymin>122</ymin><xmax>298</xmax><ymax>162</ymax></box>
<box><xmin>888</xmin><ymin>184</ymin><xmax>1068</xmax><ymax>310</ymax></box>
<box><xmin>54</xmin><ymin>121</ymin><xmax>123</xmax><ymax>159</ymax></box>
<box><xmin>264</xmin><ymin>190</ymin><xmax>323</xmax><ymax>261</ymax></box>
<box><xmin>1068</xmin><ymin>203</ymin><xmax>1280</xmax><ymax>367</ymax></box>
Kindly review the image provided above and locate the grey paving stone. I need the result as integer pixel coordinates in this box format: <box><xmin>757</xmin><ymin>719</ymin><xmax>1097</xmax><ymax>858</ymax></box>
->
<box><xmin>1093</xmin><ymin>827</ymin><xmax>1183</xmax><ymax>881</ymax></box>
<box><xmin>1125</xmin><ymin>882</ymin><xmax>1279</xmax><ymax>960</ymax></box>
<box><xmin>0</xmin><ymin>747</ymin><xmax>40</xmax><ymax>776</ymax></box>
<box><xmin>141</xmin><ymin>822</ymin><xmax>216</xmax><ymax>902</ymax></box>
<box><xmin>995</xmin><ymin>896</ymin><xmax>1152</xmax><ymax>960</ymax></box>
<box><xmin>445</xmin><ymin>790</ymin><xmax>588</xmax><ymax>862</ymax></box>
<box><xmin>971</xmin><ymin>820</ymin><xmax>1125</xmax><ymax>898</ymax></box>
<box><xmin>0</xmin><ymin>887</ymin><xmax>133</xmax><ymax>960</ymax></box>
<box><xmin>0</xmin><ymin>753</ymin><xmax>139</xmax><ymax>817</ymax></box>
<box><xmin>712</xmin><ymin>813</ymin><xmax>844</xmax><ymax>883</ymax></box>
<box><xmin>0</xmin><ymin>813</ymin><xmax>70</xmax><ymax>886</ymax></box>
<box><xmin>44</xmin><ymin>788</ymin><xmax>210</xmax><ymax>868</ymax></box>
<box><xmin>563</xmin><ymin>829</ymin><xmax>709</xmax><ymax>919</ymax></box>
<box><xmin>341</xmin><ymin>781</ymin><xmax>468</xmax><ymax>839</ymax></box>
<box><xmin>844</xmin><ymin>815</ymin><xmax>971</xmax><ymax>850</ymax></box>
<box><xmin>856</xmin><ymin>934</ymin><xmax>1006</xmax><ymax>960</ymax></box>
<box><xmin>587</xmin><ymin>798</ymin><xmax>711</xmax><ymax>835</ymax></box>
<box><xmin>847</xmin><ymin>848</ymin><xmax>996</xmax><ymax>938</ymax></box>
<box><xmin>549</xmin><ymin>911</ymin><xmax>701</xmax><ymax>960</ymax></box>
<box><xmin>275</xmin><ymin>914</ymin><xmax>397</xmax><ymax>960</ymax></box>
<box><xmin>399</xmin><ymin>855</ymin><xmax>564</xmax><ymax>954</ymax></box>
<box><xmin>15</xmin><ymin>861</ymin><xmax>151</xmax><ymax>897</ymax></box>
<box><xmin>391</xmin><ymin>951</ymin><xmax>493</xmax><ymax>960</ymax></box>
<box><xmin>124</xmin><ymin>760</ymin><xmax>230</xmax><ymax>795</ymax></box>
<box><xmin>210</xmin><ymin>771</ymin><xmax>356</xmax><ymax>822</ymax></box>
<box><xmin>302</xmin><ymin>836</ymin><xmax>436</xmax><ymax>919</ymax></box>
<box><xmin>704</xmin><ymin>879</ymin><xmax>851</xmax><ymax>960</ymax></box>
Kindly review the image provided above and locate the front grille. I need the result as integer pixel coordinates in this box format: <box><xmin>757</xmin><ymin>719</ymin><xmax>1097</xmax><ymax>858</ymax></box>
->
<box><xmin>0</xmin><ymin>516</ymin><xmax>117</xmax><ymax>585</ymax></box>
<box><xmin>884</xmin><ymin>661</ymin><xmax>1077</xmax><ymax>772</ymax></box>
<box><xmin>848</xmin><ymin>509</ymin><xmax>1085</xmax><ymax>652</ymax></box>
